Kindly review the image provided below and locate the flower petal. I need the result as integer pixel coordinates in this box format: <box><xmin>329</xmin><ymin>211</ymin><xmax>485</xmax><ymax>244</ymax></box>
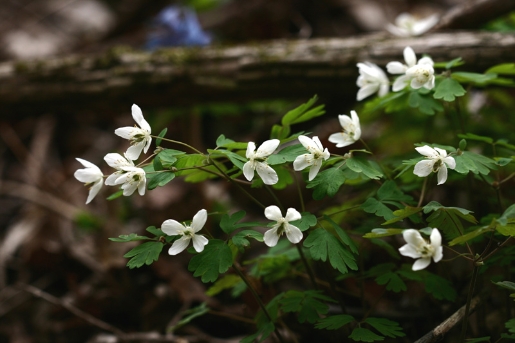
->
<box><xmin>404</xmin><ymin>46</ymin><xmax>417</xmax><ymax>67</ymax></box>
<box><xmin>386</xmin><ymin>61</ymin><xmax>407</xmax><ymax>74</ymax></box>
<box><xmin>437</xmin><ymin>164</ymin><xmax>448</xmax><ymax>185</ymax></box>
<box><xmin>412</xmin><ymin>258</ymin><xmax>431</xmax><ymax>271</ymax></box>
<box><xmin>256</xmin><ymin>139</ymin><xmax>280</xmax><ymax>158</ymax></box>
<box><xmin>264</xmin><ymin>205</ymin><xmax>283</xmax><ymax>221</ymax></box>
<box><xmin>285</xmin><ymin>208</ymin><xmax>301</xmax><ymax>221</ymax></box>
<box><xmin>168</xmin><ymin>236</ymin><xmax>191</xmax><ymax>255</ymax></box>
<box><xmin>137</xmin><ymin>177</ymin><xmax>146</xmax><ymax>195</ymax></box>
<box><xmin>105</xmin><ymin>172</ymin><xmax>120</xmax><ymax>186</ymax></box>
<box><xmin>308</xmin><ymin>158</ymin><xmax>322</xmax><ymax>181</ymax></box>
<box><xmin>357</xmin><ymin>84</ymin><xmax>379</xmax><ymax>101</ymax></box>
<box><xmin>104</xmin><ymin>153</ymin><xmax>133</xmax><ymax>169</ymax></box>
<box><xmin>125</xmin><ymin>144</ymin><xmax>144</xmax><ymax>160</ymax></box>
<box><xmin>285</xmin><ymin>225</ymin><xmax>303</xmax><ymax>244</ymax></box>
<box><xmin>191</xmin><ymin>209</ymin><xmax>207</xmax><ymax>233</ymax></box>
<box><xmin>76</xmin><ymin>158</ymin><xmax>98</xmax><ymax>169</ymax></box>
<box><xmin>414</xmin><ymin>160</ymin><xmax>434</xmax><ymax>177</ymax></box>
<box><xmin>399</xmin><ymin>244</ymin><xmax>421</xmax><ymax>259</ymax></box>
<box><xmin>416</xmin><ymin>145</ymin><xmax>438</xmax><ymax>158</ymax></box>
<box><xmin>392</xmin><ymin>75</ymin><xmax>409</xmax><ymax>92</ymax></box>
<box><xmin>293</xmin><ymin>154</ymin><xmax>312</xmax><ymax>171</ymax></box>
<box><xmin>444</xmin><ymin>156</ymin><xmax>456</xmax><ymax>170</ymax></box>
<box><xmin>114</xmin><ymin>127</ymin><xmax>136</xmax><ymax>139</ymax></box>
<box><xmin>402</xmin><ymin>229</ymin><xmax>426</xmax><ymax>247</ymax></box>
<box><xmin>86</xmin><ymin>180</ymin><xmax>103</xmax><ymax>204</ymax></box>
<box><xmin>246</xmin><ymin>142</ymin><xmax>256</xmax><ymax>159</ymax></box>
<box><xmin>132</xmin><ymin>104</ymin><xmax>151</xmax><ymax>133</ymax></box>
<box><xmin>263</xmin><ymin>228</ymin><xmax>280</xmax><ymax>247</ymax></box>
<box><xmin>161</xmin><ymin>219</ymin><xmax>185</xmax><ymax>236</ymax></box>
<box><xmin>328</xmin><ymin>132</ymin><xmax>354</xmax><ymax>148</ymax></box>
<box><xmin>191</xmin><ymin>234</ymin><xmax>209</xmax><ymax>252</ymax></box>
<box><xmin>297</xmin><ymin>135</ymin><xmax>313</xmax><ymax>150</ymax></box>
<box><xmin>433</xmin><ymin>246</ymin><xmax>443</xmax><ymax>263</ymax></box>
<box><xmin>255</xmin><ymin>162</ymin><xmax>278</xmax><ymax>185</ymax></box>
<box><xmin>242</xmin><ymin>161</ymin><xmax>255</xmax><ymax>181</ymax></box>
<box><xmin>74</xmin><ymin>169</ymin><xmax>101</xmax><ymax>183</ymax></box>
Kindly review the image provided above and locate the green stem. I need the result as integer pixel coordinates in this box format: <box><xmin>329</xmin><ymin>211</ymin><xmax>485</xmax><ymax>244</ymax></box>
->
<box><xmin>151</xmin><ymin>135</ymin><xmax>204</xmax><ymax>155</ymax></box>
<box><xmin>417</xmin><ymin>176</ymin><xmax>428</xmax><ymax>208</ymax></box>
<box><xmin>460</xmin><ymin>263</ymin><xmax>479</xmax><ymax>342</ymax></box>
<box><xmin>296</xmin><ymin>245</ymin><xmax>318</xmax><ymax>290</ymax></box>
<box><xmin>232</xmin><ymin>264</ymin><xmax>285</xmax><ymax>343</ymax></box>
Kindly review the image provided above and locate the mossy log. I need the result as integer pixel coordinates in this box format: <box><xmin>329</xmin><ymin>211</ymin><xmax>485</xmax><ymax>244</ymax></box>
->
<box><xmin>2</xmin><ymin>31</ymin><xmax>515</xmax><ymax>115</ymax></box>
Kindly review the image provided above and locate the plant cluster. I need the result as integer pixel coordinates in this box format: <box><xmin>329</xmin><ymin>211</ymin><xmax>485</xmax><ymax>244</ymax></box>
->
<box><xmin>75</xmin><ymin>45</ymin><xmax>515</xmax><ymax>342</ymax></box>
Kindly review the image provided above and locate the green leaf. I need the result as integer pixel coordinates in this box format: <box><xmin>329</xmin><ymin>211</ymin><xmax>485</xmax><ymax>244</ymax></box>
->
<box><xmin>346</xmin><ymin>156</ymin><xmax>383</xmax><ymax>180</ymax></box>
<box><xmin>496</xmin><ymin>204</ymin><xmax>515</xmax><ymax>236</ymax></box>
<box><xmin>267</xmin><ymin>144</ymin><xmax>308</xmax><ymax>165</ymax></box>
<box><xmin>419</xmin><ymin>269</ymin><xmax>457</xmax><ymax>301</ymax></box>
<box><xmin>457</xmin><ymin>133</ymin><xmax>494</xmax><ymax>144</ymax></box>
<box><xmin>231</xmin><ymin>229</ymin><xmax>264</xmax><ymax>248</ymax></box>
<box><xmin>454</xmin><ymin>151</ymin><xmax>496</xmax><ymax>175</ymax></box>
<box><xmin>157</xmin><ymin>149</ymin><xmax>186</xmax><ymax>168</ymax></box>
<box><xmin>506</xmin><ymin>318</ymin><xmax>515</xmax><ymax>334</ymax></box>
<box><xmin>279</xmin><ymin>290</ymin><xmax>336</xmax><ymax>324</ymax></box>
<box><xmin>408</xmin><ymin>91</ymin><xmax>443</xmax><ymax>115</ymax></box>
<box><xmin>434</xmin><ymin>57</ymin><xmax>465</xmax><ymax>69</ymax></box>
<box><xmin>362</xmin><ymin>89</ymin><xmax>410</xmax><ymax>114</ymax></box>
<box><xmin>433</xmin><ymin>78</ymin><xmax>466</xmax><ymax>102</ymax></box>
<box><xmin>290</xmin><ymin>212</ymin><xmax>318</xmax><ymax>232</ymax></box>
<box><xmin>109</xmin><ymin>233</ymin><xmax>152</xmax><ymax>242</ymax></box>
<box><xmin>167</xmin><ymin>302</ymin><xmax>209</xmax><ymax>333</ymax></box>
<box><xmin>424</xmin><ymin>201</ymin><xmax>477</xmax><ymax>240</ymax></box>
<box><xmin>363</xmin><ymin>228</ymin><xmax>404</xmax><ymax>238</ymax></box>
<box><xmin>107</xmin><ymin>190</ymin><xmax>123</xmax><ymax>201</ymax></box>
<box><xmin>210</xmin><ymin>149</ymin><xmax>246</xmax><ymax>170</ymax></box>
<box><xmin>315</xmin><ymin>314</ymin><xmax>355</xmax><ymax>330</ymax></box>
<box><xmin>188</xmin><ymin>239</ymin><xmax>233</xmax><ymax>283</ymax></box>
<box><xmin>123</xmin><ymin>242</ymin><xmax>164</xmax><ymax>269</ymax></box>
<box><xmin>306</xmin><ymin>166</ymin><xmax>351</xmax><ymax>200</ymax></box>
<box><xmin>486</xmin><ymin>63</ymin><xmax>515</xmax><ymax>75</ymax></box>
<box><xmin>303</xmin><ymin>228</ymin><xmax>358</xmax><ymax>274</ymax></box>
<box><xmin>495</xmin><ymin>281</ymin><xmax>515</xmax><ymax>293</ymax></box>
<box><xmin>241</xmin><ymin>321</ymin><xmax>275</xmax><ymax>343</ymax></box>
<box><xmin>220</xmin><ymin>210</ymin><xmax>246</xmax><ymax>234</ymax></box>
<box><xmin>361</xmin><ymin>181</ymin><xmax>413</xmax><ymax>220</ymax></box>
<box><xmin>349</xmin><ymin>327</ymin><xmax>384</xmax><ymax>342</ymax></box>
<box><xmin>323</xmin><ymin>215</ymin><xmax>358</xmax><ymax>254</ymax></box>
<box><xmin>156</xmin><ymin>128</ymin><xmax>167</xmax><ymax>146</ymax></box>
<box><xmin>448</xmin><ymin>225</ymin><xmax>493</xmax><ymax>246</ymax></box>
<box><xmin>205</xmin><ymin>274</ymin><xmax>243</xmax><ymax>296</ymax></box>
<box><xmin>216</xmin><ymin>134</ymin><xmax>234</xmax><ymax>147</ymax></box>
<box><xmin>452</xmin><ymin>72</ymin><xmax>498</xmax><ymax>85</ymax></box>
<box><xmin>364</xmin><ymin>318</ymin><xmax>405</xmax><ymax>338</ymax></box>
<box><xmin>255</xmin><ymin>255</ymin><xmax>292</xmax><ymax>283</ymax></box>
<box><xmin>382</xmin><ymin>206</ymin><xmax>423</xmax><ymax>225</ymax></box>
<box><xmin>375</xmin><ymin>272</ymin><xmax>407</xmax><ymax>292</ymax></box>
<box><xmin>282</xmin><ymin>95</ymin><xmax>325</xmax><ymax>125</ymax></box>
<box><xmin>147</xmin><ymin>171</ymin><xmax>175</xmax><ymax>190</ymax></box>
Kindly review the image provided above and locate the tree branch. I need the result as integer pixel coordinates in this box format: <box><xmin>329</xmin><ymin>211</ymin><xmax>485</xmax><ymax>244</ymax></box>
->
<box><xmin>2</xmin><ymin>31</ymin><xmax>515</xmax><ymax>115</ymax></box>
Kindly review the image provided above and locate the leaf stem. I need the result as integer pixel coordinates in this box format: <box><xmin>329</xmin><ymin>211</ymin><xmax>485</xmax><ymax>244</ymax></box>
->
<box><xmin>417</xmin><ymin>176</ymin><xmax>428</xmax><ymax>208</ymax></box>
<box><xmin>459</xmin><ymin>263</ymin><xmax>479</xmax><ymax>341</ymax></box>
<box><xmin>151</xmin><ymin>135</ymin><xmax>204</xmax><ymax>155</ymax></box>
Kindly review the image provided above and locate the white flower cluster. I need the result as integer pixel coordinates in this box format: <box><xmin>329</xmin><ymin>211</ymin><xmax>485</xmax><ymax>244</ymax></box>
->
<box><xmin>399</xmin><ymin>228</ymin><xmax>443</xmax><ymax>271</ymax></box>
<box><xmin>355</xmin><ymin>46</ymin><xmax>435</xmax><ymax>101</ymax></box>
<box><xmin>74</xmin><ymin>104</ymin><xmax>150</xmax><ymax>204</ymax></box>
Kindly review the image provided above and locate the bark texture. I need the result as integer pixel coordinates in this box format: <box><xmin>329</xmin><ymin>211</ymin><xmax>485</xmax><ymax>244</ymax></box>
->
<box><xmin>2</xmin><ymin>31</ymin><xmax>515</xmax><ymax>115</ymax></box>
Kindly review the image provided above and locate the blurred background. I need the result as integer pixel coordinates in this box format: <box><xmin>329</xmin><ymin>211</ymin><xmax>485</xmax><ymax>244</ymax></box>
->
<box><xmin>1</xmin><ymin>0</ymin><xmax>515</xmax><ymax>342</ymax></box>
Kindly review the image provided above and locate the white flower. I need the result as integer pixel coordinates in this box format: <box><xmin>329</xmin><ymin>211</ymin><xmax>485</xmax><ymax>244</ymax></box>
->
<box><xmin>356</xmin><ymin>62</ymin><xmax>390</xmax><ymax>101</ymax></box>
<box><xmin>104</xmin><ymin>153</ymin><xmax>135</xmax><ymax>186</ymax></box>
<box><xmin>386</xmin><ymin>47</ymin><xmax>435</xmax><ymax>91</ymax></box>
<box><xmin>243</xmin><ymin>139</ymin><xmax>280</xmax><ymax>185</ymax></box>
<box><xmin>74</xmin><ymin>158</ymin><xmax>103</xmax><ymax>204</ymax></box>
<box><xmin>399</xmin><ymin>228</ymin><xmax>443</xmax><ymax>271</ymax></box>
<box><xmin>328</xmin><ymin>110</ymin><xmax>361</xmax><ymax>148</ymax></box>
<box><xmin>413</xmin><ymin>145</ymin><xmax>456</xmax><ymax>185</ymax></box>
<box><xmin>293</xmin><ymin>135</ymin><xmax>330</xmax><ymax>181</ymax></box>
<box><xmin>107</xmin><ymin>164</ymin><xmax>146</xmax><ymax>196</ymax></box>
<box><xmin>386</xmin><ymin>13</ymin><xmax>439</xmax><ymax>37</ymax></box>
<box><xmin>114</xmin><ymin>104</ymin><xmax>152</xmax><ymax>160</ymax></box>
<box><xmin>263</xmin><ymin>206</ymin><xmax>303</xmax><ymax>247</ymax></box>
<box><xmin>161</xmin><ymin>209</ymin><xmax>209</xmax><ymax>255</ymax></box>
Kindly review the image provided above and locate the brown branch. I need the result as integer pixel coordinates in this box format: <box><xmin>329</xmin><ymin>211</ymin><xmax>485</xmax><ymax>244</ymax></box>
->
<box><xmin>414</xmin><ymin>295</ymin><xmax>482</xmax><ymax>343</ymax></box>
<box><xmin>1</xmin><ymin>31</ymin><xmax>515</xmax><ymax>116</ymax></box>
<box><xmin>433</xmin><ymin>0</ymin><xmax>515</xmax><ymax>31</ymax></box>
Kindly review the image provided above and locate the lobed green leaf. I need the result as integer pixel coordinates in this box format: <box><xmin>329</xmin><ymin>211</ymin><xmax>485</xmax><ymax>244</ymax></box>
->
<box><xmin>188</xmin><ymin>239</ymin><xmax>233</xmax><ymax>283</ymax></box>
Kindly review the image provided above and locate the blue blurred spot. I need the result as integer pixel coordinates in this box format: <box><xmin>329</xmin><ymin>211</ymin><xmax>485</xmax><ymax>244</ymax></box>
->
<box><xmin>146</xmin><ymin>5</ymin><xmax>211</xmax><ymax>49</ymax></box>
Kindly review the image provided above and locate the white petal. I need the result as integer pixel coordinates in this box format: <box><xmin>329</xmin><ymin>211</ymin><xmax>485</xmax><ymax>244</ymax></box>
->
<box><xmin>402</xmin><ymin>229</ymin><xmax>425</xmax><ymax>247</ymax></box>
<box><xmin>392</xmin><ymin>75</ymin><xmax>409</xmax><ymax>92</ymax></box>
<box><xmin>437</xmin><ymin>164</ymin><xmax>448</xmax><ymax>185</ymax></box>
<box><xmin>412</xmin><ymin>258</ymin><xmax>431</xmax><ymax>271</ymax></box>
<box><xmin>104</xmin><ymin>153</ymin><xmax>131</xmax><ymax>169</ymax></box>
<box><xmin>105</xmin><ymin>172</ymin><xmax>120</xmax><ymax>186</ymax></box>
<box><xmin>191</xmin><ymin>209</ymin><xmax>207</xmax><ymax>233</ymax></box>
<box><xmin>413</xmin><ymin>14</ymin><xmax>439</xmax><ymax>35</ymax></box>
<box><xmin>86</xmin><ymin>180</ymin><xmax>103</xmax><ymax>204</ymax></box>
<box><xmin>76</xmin><ymin>158</ymin><xmax>98</xmax><ymax>169</ymax></box>
<box><xmin>386</xmin><ymin>61</ymin><xmax>407</xmax><ymax>74</ymax></box>
<box><xmin>264</xmin><ymin>205</ymin><xmax>283</xmax><ymax>221</ymax></box>
<box><xmin>297</xmin><ymin>135</ymin><xmax>313</xmax><ymax>150</ymax></box>
<box><xmin>285</xmin><ymin>208</ymin><xmax>301</xmax><ymax>221</ymax></box>
<box><xmin>357</xmin><ymin>84</ymin><xmax>378</xmax><ymax>101</ymax></box>
<box><xmin>132</xmin><ymin>104</ymin><xmax>151</xmax><ymax>133</ymax></box>
<box><xmin>416</xmin><ymin>145</ymin><xmax>438</xmax><ymax>158</ymax></box>
<box><xmin>74</xmin><ymin>169</ymin><xmax>101</xmax><ymax>183</ymax></box>
<box><xmin>399</xmin><ymin>244</ymin><xmax>421</xmax><ymax>259</ymax></box>
<box><xmin>378</xmin><ymin>84</ymin><xmax>390</xmax><ymax>97</ymax></box>
<box><xmin>433</xmin><ymin>147</ymin><xmax>447</xmax><ymax>157</ymax></box>
<box><xmin>328</xmin><ymin>133</ymin><xmax>354</xmax><ymax>148</ymax></box>
<box><xmin>350</xmin><ymin>111</ymin><xmax>361</xmax><ymax>139</ymax></box>
<box><xmin>414</xmin><ymin>160</ymin><xmax>434</xmax><ymax>177</ymax></box>
<box><xmin>312</xmin><ymin>136</ymin><xmax>324</xmax><ymax>152</ymax></box>
<box><xmin>433</xmin><ymin>246</ymin><xmax>443</xmax><ymax>263</ymax></box>
<box><xmin>404</xmin><ymin>46</ymin><xmax>417</xmax><ymax>67</ymax></box>
<box><xmin>293</xmin><ymin>154</ymin><xmax>312</xmax><ymax>171</ymax></box>
<box><xmin>121</xmin><ymin>182</ymin><xmax>137</xmax><ymax>196</ymax></box>
<box><xmin>418</xmin><ymin>56</ymin><xmax>434</xmax><ymax>66</ymax></box>
<box><xmin>430</xmin><ymin>228</ymin><xmax>442</xmax><ymax>247</ymax></box>
<box><xmin>191</xmin><ymin>235</ymin><xmax>209</xmax><ymax>253</ymax></box>
<box><xmin>256</xmin><ymin>139</ymin><xmax>280</xmax><ymax>158</ymax></box>
<box><xmin>338</xmin><ymin>114</ymin><xmax>353</xmax><ymax>130</ymax></box>
<box><xmin>143</xmin><ymin>137</ymin><xmax>152</xmax><ymax>154</ymax></box>
<box><xmin>255</xmin><ymin>163</ymin><xmax>278</xmax><ymax>185</ymax></box>
<box><xmin>137</xmin><ymin>177</ymin><xmax>146</xmax><ymax>195</ymax></box>
<box><xmin>114</xmin><ymin>127</ymin><xmax>136</xmax><ymax>139</ymax></box>
<box><xmin>125</xmin><ymin>144</ymin><xmax>144</xmax><ymax>160</ymax></box>
<box><xmin>285</xmin><ymin>225</ymin><xmax>303</xmax><ymax>244</ymax></box>
<box><xmin>161</xmin><ymin>219</ymin><xmax>185</xmax><ymax>236</ymax></box>
<box><xmin>444</xmin><ymin>156</ymin><xmax>456</xmax><ymax>170</ymax></box>
<box><xmin>168</xmin><ymin>237</ymin><xmax>191</xmax><ymax>255</ymax></box>
<box><xmin>263</xmin><ymin>228</ymin><xmax>280</xmax><ymax>247</ymax></box>
<box><xmin>385</xmin><ymin>23</ymin><xmax>409</xmax><ymax>37</ymax></box>
<box><xmin>425</xmin><ymin>76</ymin><xmax>435</xmax><ymax>90</ymax></box>
<box><xmin>246</xmin><ymin>142</ymin><xmax>256</xmax><ymax>159</ymax></box>
<box><xmin>242</xmin><ymin>161</ymin><xmax>255</xmax><ymax>181</ymax></box>
<box><xmin>308</xmin><ymin>159</ymin><xmax>322</xmax><ymax>181</ymax></box>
